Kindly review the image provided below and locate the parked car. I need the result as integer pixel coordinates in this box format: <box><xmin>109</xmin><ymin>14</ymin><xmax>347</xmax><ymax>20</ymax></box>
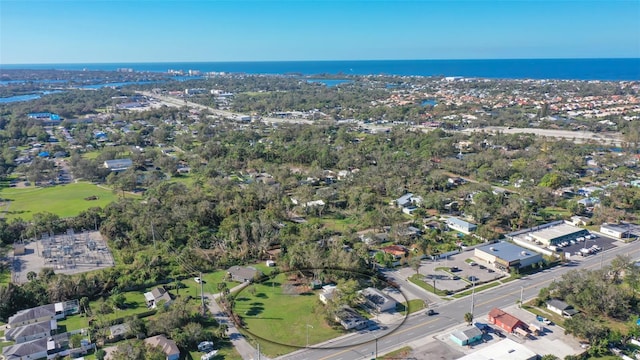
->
<box><xmin>194</xmin><ymin>277</ymin><xmax>202</xmax><ymax>284</ymax></box>
<box><xmin>469</xmin><ymin>261</ymin><xmax>477</xmax><ymax>266</ymax></box>
<box><xmin>468</xmin><ymin>276</ymin><xmax>479</xmax><ymax>282</ymax></box>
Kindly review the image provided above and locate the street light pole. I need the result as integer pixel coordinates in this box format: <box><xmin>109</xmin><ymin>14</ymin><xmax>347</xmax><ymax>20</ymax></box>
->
<box><xmin>306</xmin><ymin>324</ymin><xmax>314</xmax><ymax>347</ymax></box>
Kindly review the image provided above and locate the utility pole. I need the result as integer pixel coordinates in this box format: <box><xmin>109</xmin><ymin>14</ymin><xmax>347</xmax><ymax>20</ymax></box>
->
<box><xmin>375</xmin><ymin>337</ymin><xmax>378</xmax><ymax>359</ymax></box>
<box><xmin>200</xmin><ymin>271</ymin><xmax>205</xmax><ymax>315</ymax></box>
<box><xmin>520</xmin><ymin>286</ymin><xmax>524</xmax><ymax>308</ymax></box>
<box><xmin>471</xmin><ymin>279</ymin><xmax>476</xmax><ymax>315</ymax></box>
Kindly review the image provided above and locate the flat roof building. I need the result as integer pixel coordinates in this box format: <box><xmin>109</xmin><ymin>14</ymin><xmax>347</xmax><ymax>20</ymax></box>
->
<box><xmin>600</xmin><ymin>223</ymin><xmax>632</xmax><ymax>239</ymax></box>
<box><xmin>475</xmin><ymin>242</ymin><xmax>543</xmax><ymax>272</ymax></box>
<box><xmin>456</xmin><ymin>338</ymin><xmax>537</xmax><ymax>360</ymax></box>
<box><xmin>528</xmin><ymin>223</ymin><xmax>588</xmax><ymax>246</ymax></box>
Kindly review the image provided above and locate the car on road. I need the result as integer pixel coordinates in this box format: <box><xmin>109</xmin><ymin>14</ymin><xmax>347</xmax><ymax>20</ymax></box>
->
<box><xmin>426</xmin><ymin>309</ymin><xmax>436</xmax><ymax>316</ymax></box>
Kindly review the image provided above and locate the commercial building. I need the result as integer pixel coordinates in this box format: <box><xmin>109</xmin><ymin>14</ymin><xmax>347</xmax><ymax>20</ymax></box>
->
<box><xmin>528</xmin><ymin>223</ymin><xmax>588</xmax><ymax>246</ymax></box>
<box><xmin>474</xmin><ymin>242</ymin><xmax>543</xmax><ymax>272</ymax></box>
<box><xmin>487</xmin><ymin>308</ymin><xmax>526</xmax><ymax>334</ymax></box>
<box><xmin>456</xmin><ymin>338</ymin><xmax>537</xmax><ymax>360</ymax></box>
<box><xmin>360</xmin><ymin>287</ymin><xmax>397</xmax><ymax>313</ymax></box>
<box><xmin>600</xmin><ymin>223</ymin><xmax>631</xmax><ymax>239</ymax></box>
<box><xmin>450</xmin><ymin>325</ymin><xmax>483</xmax><ymax>346</ymax></box>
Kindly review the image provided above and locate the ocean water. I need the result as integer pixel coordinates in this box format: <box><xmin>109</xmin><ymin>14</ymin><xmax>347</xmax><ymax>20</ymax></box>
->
<box><xmin>1</xmin><ymin>58</ymin><xmax>639</xmax><ymax>81</ymax></box>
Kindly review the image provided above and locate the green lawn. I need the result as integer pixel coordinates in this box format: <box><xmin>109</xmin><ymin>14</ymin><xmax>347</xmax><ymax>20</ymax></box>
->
<box><xmin>408</xmin><ymin>274</ymin><xmax>449</xmax><ymax>296</ymax></box>
<box><xmin>0</xmin><ymin>270</ymin><xmax>10</xmax><ymax>285</ymax></box>
<box><xmin>0</xmin><ymin>182</ymin><xmax>136</xmax><ymax>220</ymax></box>
<box><xmin>396</xmin><ymin>299</ymin><xmax>425</xmax><ymax>315</ymax></box>
<box><xmin>452</xmin><ymin>281</ymin><xmax>501</xmax><ymax>298</ymax></box>
<box><xmin>234</xmin><ymin>273</ymin><xmax>345</xmax><ymax>357</ymax></box>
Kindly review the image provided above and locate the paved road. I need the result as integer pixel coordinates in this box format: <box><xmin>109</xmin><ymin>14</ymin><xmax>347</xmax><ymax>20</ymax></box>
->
<box><xmin>138</xmin><ymin>91</ymin><xmax>313</xmax><ymax>125</ymax></box>
<box><xmin>206</xmin><ymin>283</ymin><xmax>271</xmax><ymax>360</ymax></box>
<box><xmin>460</xmin><ymin>126</ymin><xmax>624</xmax><ymax>146</ymax></box>
<box><xmin>277</xmin><ymin>239</ymin><xmax>640</xmax><ymax>360</ymax></box>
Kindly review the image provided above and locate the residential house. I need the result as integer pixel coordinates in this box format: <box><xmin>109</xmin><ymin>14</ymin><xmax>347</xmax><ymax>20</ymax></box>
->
<box><xmin>487</xmin><ymin>308</ymin><xmax>526</xmax><ymax>333</ymax></box>
<box><xmin>546</xmin><ymin>299</ymin><xmax>578</xmax><ymax>317</ymax></box>
<box><xmin>109</xmin><ymin>323</ymin><xmax>131</xmax><ymax>341</ymax></box>
<box><xmin>4</xmin><ymin>320</ymin><xmax>57</xmax><ymax>344</ymax></box>
<box><xmin>319</xmin><ymin>285</ymin><xmax>337</xmax><ymax>304</ymax></box>
<box><xmin>7</xmin><ymin>301</ymin><xmax>78</xmax><ymax>329</ymax></box>
<box><xmin>103</xmin><ymin>158</ymin><xmax>133</xmax><ymax>172</ymax></box>
<box><xmin>144</xmin><ymin>287</ymin><xmax>173</xmax><ymax>309</ymax></box>
<box><xmin>2</xmin><ymin>337</ymin><xmax>49</xmax><ymax>360</ymax></box>
<box><xmin>227</xmin><ymin>266</ymin><xmax>261</xmax><ymax>282</ymax></box>
<box><xmin>360</xmin><ymin>287</ymin><xmax>397</xmax><ymax>313</ymax></box>
<box><xmin>450</xmin><ymin>325</ymin><xmax>483</xmax><ymax>346</ymax></box>
<box><xmin>631</xmin><ymin>179</ymin><xmax>640</xmax><ymax>188</ymax></box>
<box><xmin>144</xmin><ymin>335</ymin><xmax>180</xmax><ymax>360</ymax></box>
<box><xmin>380</xmin><ymin>245</ymin><xmax>408</xmax><ymax>259</ymax></box>
<box><xmin>334</xmin><ymin>306</ymin><xmax>368</xmax><ymax>330</ymax></box>
<box><xmin>395</xmin><ymin>193</ymin><xmax>422</xmax><ymax>208</ymax></box>
<box><xmin>360</xmin><ymin>232</ymin><xmax>389</xmax><ymax>246</ymax></box>
<box><xmin>445</xmin><ymin>217</ymin><xmax>477</xmax><ymax>234</ymax></box>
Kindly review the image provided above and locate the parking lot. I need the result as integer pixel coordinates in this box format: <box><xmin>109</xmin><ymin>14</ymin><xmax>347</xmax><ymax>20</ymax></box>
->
<box><xmin>556</xmin><ymin>235</ymin><xmax>617</xmax><ymax>260</ymax></box>
<box><xmin>407</xmin><ymin>253</ymin><xmax>506</xmax><ymax>293</ymax></box>
<box><xmin>430</xmin><ymin>304</ymin><xmax>584</xmax><ymax>359</ymax></box>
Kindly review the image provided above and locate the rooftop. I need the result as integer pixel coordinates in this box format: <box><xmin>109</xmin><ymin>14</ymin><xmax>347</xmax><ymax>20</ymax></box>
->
<box><xmin>476</xmin><ymin>242</ymin><xmax>540</xmax><ymax>262</ymax></box>
<box><xmin>457</xmin><ymin>338</ymin><xmax>538</xmax><ymax>360</ymax></box>
<box><xmin>528</xmin><ymin>223</ymin><xmax>585</xmax><ymax>242</ymax></box>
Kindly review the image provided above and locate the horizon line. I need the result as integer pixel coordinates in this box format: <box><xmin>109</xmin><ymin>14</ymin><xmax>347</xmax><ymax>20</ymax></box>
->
<box><xmin>2</xmin><ymin>57</ymin><xmax>640</xmax><ymax>67</ymax></box>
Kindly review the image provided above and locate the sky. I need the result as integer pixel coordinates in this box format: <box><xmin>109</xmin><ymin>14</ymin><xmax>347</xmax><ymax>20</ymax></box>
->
<box><xmin>1</xmin><ymin>0</ymin><xmax>639</xmax><ymax>64</ymax></box>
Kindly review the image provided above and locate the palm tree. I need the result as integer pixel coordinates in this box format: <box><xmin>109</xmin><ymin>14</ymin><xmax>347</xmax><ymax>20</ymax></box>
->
<box><xmin>464</xmin><ymin>312</ymin><xmax>473</xmax><ymax>325</ymax></box>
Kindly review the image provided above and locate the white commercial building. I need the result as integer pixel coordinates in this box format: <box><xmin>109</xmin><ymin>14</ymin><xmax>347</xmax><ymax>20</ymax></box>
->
<box><xmin>457</xmin><ymin>338</ymin><xmax>537</xmax><ymax>360</ymax></box>
<box><xmin>474</xmin><ymin>242</ymin><xmax>543</xmax><ymax>272</ymax></box>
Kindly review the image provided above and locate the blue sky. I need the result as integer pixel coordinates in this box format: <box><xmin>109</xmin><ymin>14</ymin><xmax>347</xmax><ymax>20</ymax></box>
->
<box><xmin>1</xmin><ymin>0</ymin><xmax>639</xmax><ymax>64</ymax></box>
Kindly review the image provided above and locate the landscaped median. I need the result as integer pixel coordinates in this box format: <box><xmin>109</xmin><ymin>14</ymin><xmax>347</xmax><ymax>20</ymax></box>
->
<box><xmin>408</xmin><ymin>274</ymin><xmax>450</xmax><ymax>296</ymax></box>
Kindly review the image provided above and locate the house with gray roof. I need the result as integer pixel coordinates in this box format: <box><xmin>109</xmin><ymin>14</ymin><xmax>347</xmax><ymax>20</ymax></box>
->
<box><xmin>144</xmin><ymin>287</ymin><xmax>173</xmax><ymax>309</ymax></box>
<box><xmin>546</xmin><ymin>299</ymin><xmax>579</xmax><ymax>317</ymax></box>
<box><xmin>8</xmin><ymin>304</ymin><xmax>60</xmax><ymax>329</ymax></box>
<box><xmin>4</xmin><ymin>319</ymin><xmax>57</xmax><ymax>344</ymax></box>
<box><xmin>446</xmin><ymin>217</ymin><xmax>477</xmax><ymax>234</ymax></box>
<box><xmin>2</xmin><ymin>337</ymin><xmax>50</xmax><ymax>360</ymax></box>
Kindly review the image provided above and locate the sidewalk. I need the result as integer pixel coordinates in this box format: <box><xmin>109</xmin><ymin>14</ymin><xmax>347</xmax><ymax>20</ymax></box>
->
<box><xmin>207</xmin><ymin>283</ymin><xmax>271</xmax><ymax>360</ymax></box>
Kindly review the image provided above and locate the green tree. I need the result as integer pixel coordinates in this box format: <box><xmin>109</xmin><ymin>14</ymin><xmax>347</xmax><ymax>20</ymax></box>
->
<box><xmin>464</xmin><ymin>312</ymin><xmax>473</xmax><ymax>325</ymax></box>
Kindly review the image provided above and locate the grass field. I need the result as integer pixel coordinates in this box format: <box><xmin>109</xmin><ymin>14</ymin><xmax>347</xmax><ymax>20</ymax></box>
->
<box><xmin>396</xmin><ymin>299</ymin><xmax>426</xmax><ymax>315</ymax></box>
<box><xmin>0</xmin><ymin>182</ymin><xmax>135</xmax><ymax>220</ymax></box>
<box><xmin>0</xmin><ymin>270</ymin><xmax>10</xmax><ymax>285</ymax></box>
<box><xmin>235</xmin><ymin>273</ymin><xmax>344</xmax><ymax>357</ymax></box>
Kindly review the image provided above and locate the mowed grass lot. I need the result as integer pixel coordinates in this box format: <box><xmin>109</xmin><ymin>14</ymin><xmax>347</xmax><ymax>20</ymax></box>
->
<box><xmin>0</xmin><ymin>182</ymin><xmax>133</xmax><ymax>220</ymax></box>
<box><xmin>235</xmin><ymin>273</ymin><xmax>344</xmax><ymax>357</ymax></box>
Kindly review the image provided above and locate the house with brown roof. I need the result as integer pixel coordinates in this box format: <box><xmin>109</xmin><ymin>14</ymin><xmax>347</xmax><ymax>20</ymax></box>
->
<box><xmin>487</xmin><ymin>308</ymin><xmax>526</xmax><ymax>333</ymax></box>
<box><xmin>144</xmin><ymin>335</ymin><xmax>180</xmax><ymax>360</ymax></box>
<box><xmin>381</xmin><ymin>245</ymin><xmax>408</xmax><ymax>259</ymax></box>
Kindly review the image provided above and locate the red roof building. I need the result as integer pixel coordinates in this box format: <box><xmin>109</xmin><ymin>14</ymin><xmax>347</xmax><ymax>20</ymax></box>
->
<box><xmin>487</xmin><ymin>308</ymin><xmax>526</xmax><ymax>333</ymax></box>
<box><xmin>381</xmin><ymin>245</ymin><xmax>408</xmax><ymax>257</ymax></box>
